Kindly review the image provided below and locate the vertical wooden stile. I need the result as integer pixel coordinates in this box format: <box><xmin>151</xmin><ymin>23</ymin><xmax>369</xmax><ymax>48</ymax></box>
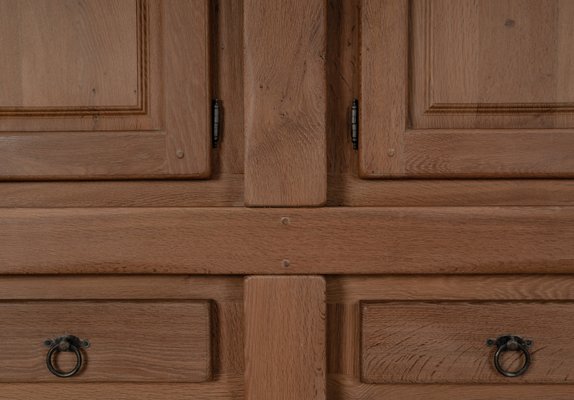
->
<box><xmin>245</xmin><ymin>276</ymin><xmax>326</xmax><ymax>400</ymax></box>
<box><xmin>244</xmin><ymin>0</ymin><xmax>327</xmax><ymax>206</ymax></box>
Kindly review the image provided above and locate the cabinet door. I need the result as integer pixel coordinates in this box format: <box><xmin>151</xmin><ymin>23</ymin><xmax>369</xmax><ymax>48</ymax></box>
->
<box><xmin>0</xmin><ymin>0</ymin><xmax>210</xmax><ymax>180</ymax></box>
<box><xmin>360</xmin><ymin>0</ymin><xmax>574</xmax><ymax>178</ymax></box>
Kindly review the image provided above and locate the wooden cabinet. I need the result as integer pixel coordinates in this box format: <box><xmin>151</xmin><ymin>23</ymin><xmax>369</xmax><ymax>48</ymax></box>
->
<box><xmin>0</xmin><ymin>1</ymin><xmax>572</xmax><ymax>399</ymax></box>
<box><xmin>0</xmin><ymin>0</ymin><xmax>211</xmax><ymax>180</ymax></box>
<box><xmin>360</xmin><ymin>0</ymin><xmax>574</xmax><ymax>178</ymax></box>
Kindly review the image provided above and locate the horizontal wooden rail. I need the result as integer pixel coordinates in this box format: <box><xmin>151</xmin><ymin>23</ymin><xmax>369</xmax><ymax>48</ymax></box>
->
<box><xmin>1</xmin><ymin>207</ymin><xmax>572</xmax><ymax>274</ymax></box>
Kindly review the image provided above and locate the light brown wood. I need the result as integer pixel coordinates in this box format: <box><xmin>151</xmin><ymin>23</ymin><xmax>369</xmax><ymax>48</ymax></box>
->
<box><xmin>0</xmin><ymin>174</ymin><xmax>244</xmax><ymax>208</ymax></box>
<box><xmin>362</xmin><ymin>301</ymin><xmax>574</xmax><ymax>383</ymax></box>
<box><xmin>0</xmin><ymin>0</ymin><xmax>570</xmax><ymax>207</ymax></box>
<box><xmin>327</xmin><ymin>275</ymin><xmax>574</xmax><ymax>399</ymax></box>
<box><xmin>0</xmin><ymin>383</ymin><xmax>244</xmax><ymax>400</ymax></box>
<box><xmin>359</xmin><ymin>0</ymin><xmax>408</xmax><ymax>177</ymax></box>
<box><xmin>244</xmin><ymin>0</ymin><xmax>327</xmax><ymax>206</ymax></box>
<box><xmin>402</xmin><ymin>129</ymin><xmax>574</xmax><ymax>177</ymax></box>
<box><xmin>245</xmin><ymin>276</ymin><xmax>326</xmax><ymax>400</ymax></box>
<box><xmin>0</xmin><ymin>0</ymin><xmax>138</xmax><ymax>108</ymax></box>
<box><xmin>214</xmin><ymin>0</ymin><xmax>245</xmax><ymax>175</ymax></box>
<box><xmin>0</xmin><ymin>275</ymin><xmax>244</xmax><ymax>399</ymax></box>
<box><xmin>4</xmin><ymin>175</ymin><xmax>574</xmax><ymax>207</ymax></box>
<box><xmin>326</xmin><ymin>0</ymin><xmax>360</xmax><ymax>175</ymax></box>
<box><xmin>0</xmin><ymin>301</ymin><xmax>211</xmax><ymax>382</ymax></box>
<box><xmin>411</xmin><ymin>0</ymin><xmax>574</xmax><ymax>129</ymax></box>
<box><xmin>1</xmin><ymin>207</ymin><xmax>572</xmax><ymax>274</ymax></box>
<box><xmin>0</xmin><ymin>275</ymin><xmax>244</xmax><ymax>302</ymax></box>
<box><xmin>0</xmin><ymin>0</ymin><xmax>210</xmax><ymax>180</ymax></box>
<box><xmin>162</xmin><ymin>0</ymin><xmax>211</xmax><ymax>177</ymax></box>
<box><xmin>327</xmin><ymin>175</ymin><xmax>574</xmax><ymax>206</ymax></box>
<box><xmin>0</xmin><ymin>3</ymin><xmax>571</xmax><ymax>399</ymax></box>
<box><xmin>360</xmin><ymin>0</ymin><xmax>574</xmax><ymax>178</ymax></box>
<box><xmin>321</xmin><ymin>0</ymin><xmax>574</xmax><ymax>206</ymax></box>
<box><xmin>327</xmin><ymin>275</ymin><xmax>574</xmax><ymax>303</ymax></box>
<box><xmin>329</xmin><ymin>376</ymin><xmax>574</xmax><ymax>400</ymax></box>
<box><xmin>0</xmin><ymin>0</ymin><xmax>244</xmax><ymax>205</ymax></box>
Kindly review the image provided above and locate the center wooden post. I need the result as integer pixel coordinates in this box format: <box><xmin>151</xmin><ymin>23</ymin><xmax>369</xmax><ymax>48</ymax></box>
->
<box><xmin>245</xmin><ymin>276</ymin><xmax>326</xmax><ymax>400</ymax></box>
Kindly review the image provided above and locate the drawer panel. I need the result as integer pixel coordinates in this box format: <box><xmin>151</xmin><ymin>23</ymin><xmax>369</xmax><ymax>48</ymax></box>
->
<box><xmin>0</xmin><ymin>300</ymin><xmax>211</xmax><ymax>383</ymax></box>
<box><xmin>361</xmin><ymin>301</ymin><xmax>572</xmax><ymax>384</ymax></box>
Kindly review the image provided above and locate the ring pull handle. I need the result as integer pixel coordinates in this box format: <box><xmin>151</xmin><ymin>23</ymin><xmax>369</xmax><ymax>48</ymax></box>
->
<box><xmin>44</xmin><ymin>335</ymin><xmax>90</xmax><ymax>378</ymax></box>
<box><xmin>486</xmin><ymin>335</ymin><xmax>532</xmax><ymax>378</ymax></box>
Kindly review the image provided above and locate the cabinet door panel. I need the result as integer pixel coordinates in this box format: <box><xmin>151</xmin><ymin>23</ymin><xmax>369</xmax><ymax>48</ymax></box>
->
<box><xmin>361</xmin><ymin>0</ymin><xmax>574</xmax><ymax>178</ymax></box>
<box><xmin>0</xmin><ymin>0</ymin><xmax>139</xmax><ymax>109</ymax></box>
<box><xmin>0</xmin><ymin>0</ymin><xmax>210</xmax><ymax>180</ymax></box>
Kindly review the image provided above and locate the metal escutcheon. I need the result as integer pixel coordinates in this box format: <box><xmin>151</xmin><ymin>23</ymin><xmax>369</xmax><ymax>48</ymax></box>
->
<box><xmin>486</xmin><ymin>335</ymin><xmax>532</xmax><ymax>378</ymax></box>
<box><xmin>44</xmin><ymin>335</ymin><xmax>90</xmax><ymax>378</ymax></box>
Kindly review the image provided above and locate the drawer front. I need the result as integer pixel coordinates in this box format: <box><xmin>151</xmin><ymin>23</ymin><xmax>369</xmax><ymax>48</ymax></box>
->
<box><xmin>0</xmin><ymin>301</ymin><xmax>211</xmax><ymax>382</ymax></box>
<box><xmin>361</xmin><ymin>301</ymin><xmax>572</xmax><ymax>384</ymax></box>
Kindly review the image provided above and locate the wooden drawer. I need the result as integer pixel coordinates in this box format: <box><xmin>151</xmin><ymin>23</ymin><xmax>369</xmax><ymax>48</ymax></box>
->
<box><xmin>0</xmin><ymin>276</ymin><xmax>244</xmax><ymax>400</ymax></box>
<box><xmin>0</xmin><ymin>300</ymin><xmax>211</xmax><ymax>382</ymax></box>
<box><xmin>361</xmin><ymin>301</ymin><xmax>572</xmax><ymax>384</ymax></box>
<box><xmin>327</xmin><ymin>276</ymin><xmax>574</xmax><ymax>400</ymax></box>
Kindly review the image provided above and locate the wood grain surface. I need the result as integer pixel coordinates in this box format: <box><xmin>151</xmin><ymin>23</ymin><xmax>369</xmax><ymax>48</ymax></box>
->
<box><xmin>0</xmin><ymin>207</ymin><xmax>571</xmax><ymax>274</ymax></box>
<box><xmin>329</xmin><ymin>376</ymin><xmax>574</xmax><ymax>400</ymax></box>
<box><xmin>0</xmin><ymin>0</ymin><xmax>211</xmax><ymax>180</ymax></box>
<box><xmin>411</xmin><ymin>0</ymin><xmax>574</xmax><ymax>130</ymax></box>
<box><xmin>327</xmin><ymin>275</ymin><xmax>574</xmax><ymax>304</ymax></box>
<box><xmin>362</xmin><ymin>301</ymin><xmax>574</xmax><ymax>383</ymax></box>
<box><xmin>0</xmin><ymin>276</ymin><xmax>243</xmax><ymax>399</ymax></box>
<box><xmin>0</xmin><ymin>1</ymin><xmax>570</xmax><ymax>206</ymax></box>
<box><xmin>401</xmin><ymin>129</ymin><xmax>574</xmax><ymax>178</ymax></box>
<box><xmin>244</xmin><ymin>0</ymin><xmax>327</xmax><ymax>206</ymax></box>
<box><xmin>0</xmin><ymin>301</ymin><xmax>211</xmax><ymax>382</ymax></box>
<box><xmin>327</xmin><ymin>275</ymin><xmax>574</xmax><ymax>399</ymax></box>
<box><xmin>360</xmin><ymin>0</ymin><xmax>574</xmax><ymax>178</ymax></box>
<box><xmin>327</xmin><ymin>175</ymin><xmax>574</xmax><ymax>206</ymax></box>
<box><xmin>0</xmin><ymin>383</ymin><xmax>244</xmax><ymax>400</ymax></box>
<box><xmin>359</xmin><ymin>0</ymin><xmax>408</xmax><ymax>177</ymax></box>
<box><xmin>245</xmin><ymin>276</ymin><xmax>326</xmax><ymax>400</ymax></box>
<box><xmin>321</xmin><ymin>0</ymin><xmax>574</xmax><ymax>205</ymax></box>
<box><xmin>0</xmin><ymin>0</ymin><xmax>138</xmax><ymax>108</ymax></box>
<box><xmin>3</xmin><ymin>176</ymin><xmax>574</xmax><ymax>207</ymax></box>
<box><xmin>162</xmin><ymin>0</ymin><xmax>211</xmax><ymax>177</ymax></box>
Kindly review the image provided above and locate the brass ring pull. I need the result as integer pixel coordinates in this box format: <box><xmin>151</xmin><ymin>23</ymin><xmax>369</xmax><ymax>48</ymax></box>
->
<box><xmin>486</xmin><ymin>335</ymin><xmax>532</xmax><ymax>378</ymax></box>
<box><xmin>44</xmin><ymin>335</ymin><xmax>90</xmax><ymax>378</ymax></box>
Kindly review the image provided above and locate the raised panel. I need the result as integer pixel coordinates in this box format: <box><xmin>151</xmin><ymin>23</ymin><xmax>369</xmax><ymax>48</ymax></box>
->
<box><xmin>360</xmin><ymin>0</ymin><xmax>574</xmax><ymax>178</ymax></box>
<box><xmin>412</xmin><ymin>0</ymin><xmax>574</xmax><ymax>129</ymax></box>
<box><xmin>0</xmin><ymin>0</ymin><xmax>210</xmax><ymax>180</ymax></box>
<box><xmin>0</xmin><ymin>0</ymin><xmax>140</xmax><ymax>111</ymax></box>
<box><xmin>0</xmin><ymin>0</ymin><xmax>158</xmax><ymax>129</ymax></box>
